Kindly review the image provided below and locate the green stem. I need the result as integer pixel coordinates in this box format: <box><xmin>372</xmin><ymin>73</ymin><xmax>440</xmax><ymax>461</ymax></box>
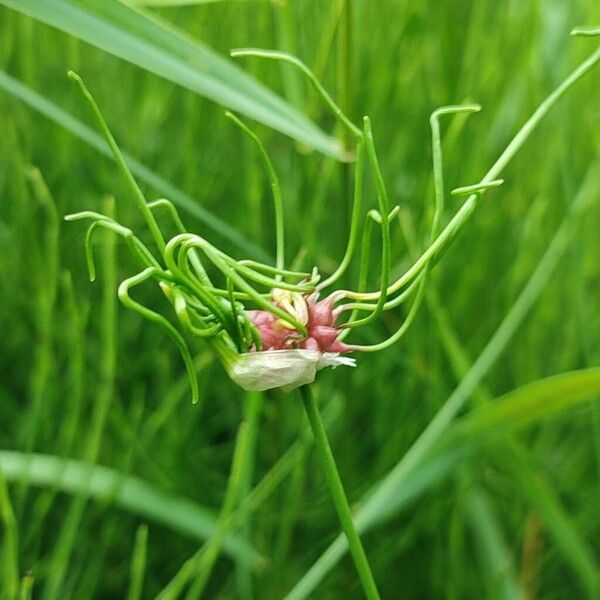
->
<box><xmin>299</xmin><ymin>386</ymin><xmax>380</xmax><ymax>600</ymax></box>
<box><xmin>224</xmin><ymin>111</ymin><xmax>285</xmax><ymax>275</ymax></box>
<box><xmin>0</xmin><ymin>462</ymin><xmax>19</xmax><ymax>600</ymax></box>
<box><xmin>68</xmin><ymin>72</ymin><xmax>166</xmax><ymax>254</ymax></box>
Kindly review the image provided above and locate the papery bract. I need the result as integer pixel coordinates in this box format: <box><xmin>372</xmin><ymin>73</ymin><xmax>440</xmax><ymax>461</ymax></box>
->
<box><xmin>228</xmin><ymin>349</ymin><xmax>356</xmax><ymax>392</ymax></box>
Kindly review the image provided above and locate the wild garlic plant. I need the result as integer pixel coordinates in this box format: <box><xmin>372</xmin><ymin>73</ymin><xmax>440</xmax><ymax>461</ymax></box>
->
<box><xmin>66</xmin><ymin>29</ymin><xmax>599</xmax><ymax>600</ymax></box>
<box><xmin>65</xmin><ymin>68</ymin><xmax>500</xmax><ymax>399</ymax></box>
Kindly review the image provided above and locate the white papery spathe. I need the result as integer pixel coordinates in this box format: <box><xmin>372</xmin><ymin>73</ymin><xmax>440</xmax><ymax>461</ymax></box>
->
<box><xmin>227</xmin><ymin>349</ymin><xmax>356</xmax><ymax>392</ymax></box>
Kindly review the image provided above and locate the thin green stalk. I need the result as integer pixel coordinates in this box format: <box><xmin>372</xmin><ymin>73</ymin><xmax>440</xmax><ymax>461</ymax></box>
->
<box><xmin>338</xmin><ymin>0</ymin><xmax>354</xmax><ymax>149</ymax></box>
<box><xmin>319</xmin><ymin>139</ymin><xmax>364</xmax><ymax>289</ymax></box>
<box><xmin>0</xmin><ymin>463</ymin><xmax>19</xmax><ymax>600</ymax></box>
<box><xmin>16</xmin><ymin>167</ymin><xmax>59</xmax><ymax>511</ymax></box>
<box><xmin>299</xmin><ymin>385</ymin><xmax>381</xmax><ymax>600</ymax></box>
<box><xmin>118</xmin><ymin>267</ymin><xmax>200</xmax><ymax>404</ymax></box>
<box><xmin>68</xmin><ymin>71</ymin><xmax>166</xmax><ymax>254</ymax></box>
<box><xmin>269</xmin><ymin>449</ymin><xmax>307</xmax><ymax>596</ymax></box>
<box><xmin>59</xmin><ymin>272</ymin><xmax>87</xmax><ymax>453</ymax></box>
<box><xmin>305</xmin><ymin>0</ymin><xmax>345</xmax><ymax>122</ymax></box>
<box><xmin>235</xmin><ymin>392</ymin><xmax>263</xmax><ymax>600</ymax></box>
<box><xmin>272</xmin><ymin>2</ymin><xmax>304</xmax><ymax>112</ymax></box>
<box><xmin>127</xmin><ymin>524</ymin><xmax>149</xmax><ymax>600</ymax></box>
<box><xmin>338</xmin><ymin>208</ymin><xmax>376</xmax><ymax>333</ymax></box>
<box><xmin>343</xmin><ymin>117</ymin><xmax>390</xmax><ymax>328</ymax></box>
<box><xmin>19</xmin><ymin>575</ymin><xmax>33</xmax><ymax>600</ymax></box>
<box><xmin>338</xmin><ymin>0</ymin><xmax>355</xmax><ymax>247</ymax></box>
<box><xmin>231</xmin><ymin>49</ymin><xmax>362</xmax><ymax>140</ymax></box>
<box><xmin>225</xmin><ymin>112</ymin><xmax>285</xmax><ymax>274</ymax></box>
<box><xmin>185</xmin><ymin>394</ymin><xmax>261</xmax><ymax>599</ymax></box>
<box><xmin>466</xmin><ymin>487</ymin><xmax>523</xmax><ymax>600</ymax></box>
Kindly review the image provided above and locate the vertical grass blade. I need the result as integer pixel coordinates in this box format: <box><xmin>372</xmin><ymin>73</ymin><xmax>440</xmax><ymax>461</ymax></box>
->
<box><xmin>0</xmin><ymin>465</ymin><xmax>19</xmax><ymax>600</ymax></box>
<box><xmin>127</xmin><ymin>524</ymin><xmax>149</xmax><ymax>600</ymax></box>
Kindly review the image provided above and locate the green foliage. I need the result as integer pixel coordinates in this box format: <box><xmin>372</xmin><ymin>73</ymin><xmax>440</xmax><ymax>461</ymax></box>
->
<box><xmin>0</xmin><ymin>1</ymin><xmax>599</xmax><ymax>598</ymax></box>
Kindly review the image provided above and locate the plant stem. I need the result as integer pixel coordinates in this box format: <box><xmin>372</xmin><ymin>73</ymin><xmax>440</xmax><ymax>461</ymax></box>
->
<box><xmin>299</xmin><ymin>385</ymin><xmax>380</xmax><ymax>600</ymax></box>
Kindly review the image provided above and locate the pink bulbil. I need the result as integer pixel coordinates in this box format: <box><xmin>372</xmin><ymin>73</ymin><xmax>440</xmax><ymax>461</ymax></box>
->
<box><xmin>248</xmin><ymin>293</ymin><xmax>351</xmax><ymax>353</ymax></box>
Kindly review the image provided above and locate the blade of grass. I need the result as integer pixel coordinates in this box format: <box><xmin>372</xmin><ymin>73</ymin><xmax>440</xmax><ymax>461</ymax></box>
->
<box><xmin>0</xmin><ymin>450</ymin><xmax>260</xmax><ymax>564</ymax></box>
<box><xmin>125</xmin><ymin>0</ymin><xmax>263</xmax><ymax>6</ymax></box>
<box><xmin>0</xmin><ymin>463</ymin><xmax>19</xmax><ymax>600</ymax></box>
<box><xmin>504</xmin><ymin>441</ymin><xmax>599</xmax><ymax>594</ymax></box>
<box><xmin>235</xmin><ymin>392</ymin><xmax>263</xmax><ymax>600</ymax></box>
<box><xmin>0</xmin><ymin>69</ymin><xmax>270</xmax><ymax>261</ymax></box>
<box><xmin>466</xmin><ymin>487</ymin><xmax>523</xmax><ymax>600</ymax></box>
<box><xmin>16</xmin><ymin>167</ymin><xmax>60</xmax><ymax>509</ymax></box>
<box><xmin>0</xmin><ymin>0</ymin><xmax>344</xmax><ymax>159</ymax></box>
<box><xmin>127</xmin><ymin>524</ymin><xmax>149</xmax><ymax>600</ymax></box>
<box><xmin>157</xmin><ymin>421</ymin><xmax>250</xmax><ymax>600</ymax></box>
<box><xmin>454</xmin><ymin>368</ymin><xmax>600</xmax><ymax>439</ymax></box>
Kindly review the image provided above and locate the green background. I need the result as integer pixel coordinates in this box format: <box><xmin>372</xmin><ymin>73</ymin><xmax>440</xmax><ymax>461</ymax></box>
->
<box><xmin>0</xmin><ymin>1</ymin><xmax>599</xmax><ymax>598</ymax></box>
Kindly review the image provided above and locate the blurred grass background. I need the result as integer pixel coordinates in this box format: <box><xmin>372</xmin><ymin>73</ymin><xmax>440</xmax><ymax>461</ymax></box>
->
<box><xmin>1</xmin><ymin>0</ymin><xmax>599</xmax><ymax>598</ymax></box>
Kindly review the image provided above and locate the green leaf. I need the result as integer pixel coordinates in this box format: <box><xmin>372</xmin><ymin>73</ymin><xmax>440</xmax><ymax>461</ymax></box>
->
<box><xmin>465</xmin><ymin>488</ymin><xmax>523</xmax><ymax>600</ymax></box>
<box><xmin>0</xmin><ymin>0</ymin><xmax>344</xmax><ymax>159</ymax></box>
<box><xmin>0</xmin><ymin>451</ymin><xmax>262</xmax><ymax>567</ymax></box>
<box><xmin>125</xmin><ymin>0</ymin><xmax>259</xmax><ymax>5</ymax></box>
<box><xmin>456</xmin><ymin>368</ymin><xmax>600</xmax><ymax>438</ymax></box>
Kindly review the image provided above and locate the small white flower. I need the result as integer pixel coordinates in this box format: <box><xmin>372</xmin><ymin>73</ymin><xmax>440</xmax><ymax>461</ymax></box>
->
<box><xmin>227</xmin><ymin>349</ymin><xmax>356</xmax><ymax>392</ymax></box>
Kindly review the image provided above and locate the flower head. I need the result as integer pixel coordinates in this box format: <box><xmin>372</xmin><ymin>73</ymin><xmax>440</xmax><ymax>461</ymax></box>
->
<box><xmin>249</xmin><ymin>291</ymin><xmax>350</xmax><ymax>354</ymax></box>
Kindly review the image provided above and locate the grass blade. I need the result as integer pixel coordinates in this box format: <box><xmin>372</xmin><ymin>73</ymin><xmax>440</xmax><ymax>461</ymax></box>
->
<box><xmin>0</xmin><ymin>0</ymin><xmax>344</xmax><ymax>159</ymax></box>
<box><xmin>0</xmin><ymin>451</ymin><xmax>261</xmax><ymax>565</ymax></box>
<box><xmin>456</xmin><ymin>368</ymin><xmax>600</xmax><ymax>439</ymax></box>
<box><xmin>466</xmin><ymin>487</ymin><xmax>523</xmax><ymax>600</ymax></box>
<box><xmin>0</xmin><ymin>465</ymin><xmax>19</xmax><ymax>600</ymax></box>
<box><xmin>127</xmin><ymin>524</ymin><xmax>149</xmax><ymax>600</ymax></box>
<box><xmin>125</xmin><ymin>0</ymin><xmax>260</xmax><ymax>5</ymax></box>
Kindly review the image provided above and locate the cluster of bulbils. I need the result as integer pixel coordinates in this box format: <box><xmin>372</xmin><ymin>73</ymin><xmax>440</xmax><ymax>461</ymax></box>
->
<box><xmin>228</xmin><ymin>290</ymin><xmax>355</xmax><ymax>393</ymax></box>
<box><xmin>248</xmin><ymin>290</ymin><xmax>348</xmax><ymax>354</ymax></box>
